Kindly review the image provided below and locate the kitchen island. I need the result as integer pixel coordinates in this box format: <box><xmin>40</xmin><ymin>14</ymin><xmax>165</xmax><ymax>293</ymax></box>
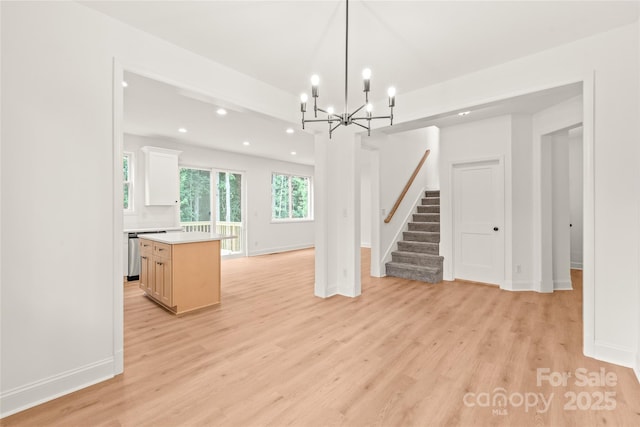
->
<box><xmin>138</xmin><ymin>232</ymin><xmax>233</xmax><ymax>315</ymax></box>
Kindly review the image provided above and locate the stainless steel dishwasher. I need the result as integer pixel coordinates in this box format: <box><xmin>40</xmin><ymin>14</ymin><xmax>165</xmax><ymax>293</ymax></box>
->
<box><xmin>127</xmin><ymin>231</ymin><xmax>167</xmax><ymax>281</ymax></box>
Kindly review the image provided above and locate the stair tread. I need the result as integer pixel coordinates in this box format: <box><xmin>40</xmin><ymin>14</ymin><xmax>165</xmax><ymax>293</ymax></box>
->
<box><xmin>392</xmin><ymin>251</ymin><xmax>443</xmax><ymax>259</ymax></box>
<box><xmin>404</xmin><ymin>231</ymin><xmax>440</xmax><ymax>235</ymax></box>
<box><xmin>398</xmin><ymin>240</ymin><xmax>439</xmax><ymax>247</ymax></box>
<box><xmin>386</xmin><ymin>262</ymin><xmax>440</xmax><ymax>272</ymax></box>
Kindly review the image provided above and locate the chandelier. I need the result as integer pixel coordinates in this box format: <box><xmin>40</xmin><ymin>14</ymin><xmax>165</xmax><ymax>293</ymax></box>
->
<box><xmin>299</xmin><ymin>0</ymin><xmax>396</xmax><ymax>138</ymax></box>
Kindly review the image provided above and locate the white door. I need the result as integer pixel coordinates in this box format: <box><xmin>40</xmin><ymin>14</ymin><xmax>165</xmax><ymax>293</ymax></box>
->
<box><xmin>453</xmin><ymin>160</ymin><xmax>504</xmax><ymax>286</ymax></box>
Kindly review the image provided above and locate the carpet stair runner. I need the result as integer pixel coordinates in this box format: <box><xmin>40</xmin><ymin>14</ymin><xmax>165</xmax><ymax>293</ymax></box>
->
<box><xmin>385</xmin><ymin>190</ymin><xmax>443</xmax><ymax>283</ymax></box>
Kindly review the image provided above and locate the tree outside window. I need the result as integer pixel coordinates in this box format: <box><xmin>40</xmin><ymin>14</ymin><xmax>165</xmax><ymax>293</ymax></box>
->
<box><xmin>217</xmin><ymin>172</ymin><xmax>242</xmax><ymax>223</ymax></box>
<box><xmin>272</xmin><ymin>173</ymin><xmax>312</xmax><ymax>220</ymax></box>
<box><xmin>179</xmin><ymin>168</ymin><xmax>211</xmax><ymax>223</ymax></box>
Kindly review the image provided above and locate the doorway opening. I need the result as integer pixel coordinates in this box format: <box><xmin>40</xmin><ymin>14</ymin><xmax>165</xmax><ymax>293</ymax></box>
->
<box><xmin>540</xmin><ymin>124</ymin><xmax>583</xmax><ymax>291</ymax></box>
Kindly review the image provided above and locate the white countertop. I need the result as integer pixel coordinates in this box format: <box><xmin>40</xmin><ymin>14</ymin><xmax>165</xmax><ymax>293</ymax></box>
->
<box><xmin>124</xmin><ymin>227</ymin><xmax>183</xmax><ymax>233</ymax></box>
<box><xmin>139</xmin><ymin>232</ymin><xmax>235</xmax><ymax>245</ymax></box>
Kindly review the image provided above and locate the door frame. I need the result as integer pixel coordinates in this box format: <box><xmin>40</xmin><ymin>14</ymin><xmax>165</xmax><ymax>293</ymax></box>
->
<box><xmin>445</xmin><ymin>156</ymin><xmax>507</xmax><ymax>289</ymax></box>
<box><xmin>177</xmin><ymin>165</ymin><xmax>248</xmax><ymax>258</ymax></box>
<box><xmin>112</xmin><ymin>65</ymin><xmax>599</xmax><ymax>374</ymax></box>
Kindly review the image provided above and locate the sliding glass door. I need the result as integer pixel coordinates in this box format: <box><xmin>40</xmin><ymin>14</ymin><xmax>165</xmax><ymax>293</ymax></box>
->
<box><xmin>215</xmin><ymin>170</ymin><xmax>244</xmax><ymax>256</ymax></box>
<box><xmin>180</xmin><ymin>167</ymin><xmax>245</xmax><ymax>256</ymax></box>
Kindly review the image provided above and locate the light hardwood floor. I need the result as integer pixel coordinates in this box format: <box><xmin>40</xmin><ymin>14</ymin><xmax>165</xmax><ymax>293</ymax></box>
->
<box><xmin>4</xmin><ymin>249</ymin><xmax>640</xmax><ymax>426</ymax></box>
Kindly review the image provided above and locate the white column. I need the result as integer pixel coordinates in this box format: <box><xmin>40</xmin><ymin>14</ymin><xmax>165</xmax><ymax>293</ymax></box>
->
<box><xmin>369</xmin><ymin>149</ymin><xmax>382</xmax><ymax>277</ymax></box>
<box><xmin>314</xmin><ymin>128</ymin><xmax>362</xmax><ymax>298</ymax></box>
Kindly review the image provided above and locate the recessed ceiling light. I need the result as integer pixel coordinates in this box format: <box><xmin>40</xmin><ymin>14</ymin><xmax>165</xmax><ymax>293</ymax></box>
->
<box><xmin>458</xmin><ymin>111</ymin><xmax>471</xmax><ymax>116</ymax></box>
<box><xmin>290</xmin><ymin>151</ymin><xmax>297</xmax><ymax>156</ymax></box>
<box><xmin>178</xmin><ymin>128</ymin><xmax>188</xmax><ymax>133</ymax></box>
<box><xmin>286</xmin><ymin>128</ymin><xmax>294</xmax><ymax>134</ymax></box>
<box><xmin>122</xmin><ymin>81</ymin><xmax>128</xmax><ymax>88</ymax></box>
<box><xmin>216</xmin><ymin>108</ymin><xmax>227</xmax><ymax>116</ymax></box>
<box><xmin>242</xmin><ymin>141</ymin><xmax>250</xmax><ymax>146</ymax></box>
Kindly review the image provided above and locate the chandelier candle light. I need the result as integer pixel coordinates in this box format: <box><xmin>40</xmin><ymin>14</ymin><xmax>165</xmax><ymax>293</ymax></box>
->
<box><xmin>299</xmin><ymin>0</ymin><xmax>396</xmax><ymax>138</ymax></box>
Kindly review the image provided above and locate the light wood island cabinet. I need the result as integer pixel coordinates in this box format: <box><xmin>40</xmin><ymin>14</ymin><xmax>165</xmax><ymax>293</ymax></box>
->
<box><xmin>139</xmin><ymin>232</ymin><xmax>228</xmax><ymax>314</ymax></box>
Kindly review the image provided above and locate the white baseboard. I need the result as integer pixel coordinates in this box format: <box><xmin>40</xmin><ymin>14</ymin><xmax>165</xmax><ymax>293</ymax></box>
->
<box><xmin>571</xmin><ymin>261</ymin><xmax>583</xmax><ymax>269</ymax></box>
<box><xmin>114</xmin><ymin>350</ymin><xmax>124</xmax><ymax>375</ymax></box>
<box><xmin>591</xmin><ymin>340</ymin><xmax>635</xmax><ymax>368</ymax></box>
<box><xmin>248</xmin><ymin>243</ymin><xmax>314</xmax><ymax>257</ymax></box>
<box><xmin>502</xmin><ymin>280</ymin><xmax>574</xmax><ymax>293</ymax></box>
<box><xmin>360</xmin><ymin>242</ymin><xmax>371</xmax><ymax>248</ymax></box>
<box><xmin>553</xmin><ymin>280</ymin><xmax>573</xmax><ymax>291</ymax></box>
<box><xmin>0</xmin><ymin>357</ymin><xmax>115</xmax><ymax>419</ymax></box>
<box><xmin>502</xmin><ymin>280</ymin><xmax>534</xmax><ymax>291</ymax></box>
<box><xmin>634</xmin><ymin>354</ymin><xmax>640</xmax><ymax>385</ymax></box>
<box><xmin>315</xmin><ymin>283</ymin><xmax>337</xmax><ymax>299</ymax></box>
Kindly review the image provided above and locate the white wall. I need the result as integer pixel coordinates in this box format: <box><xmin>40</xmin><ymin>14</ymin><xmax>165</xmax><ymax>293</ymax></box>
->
<box><xmin>125</xmin><ymin>135</ymin><xmax>314</xmax><ymax>255</ymax></box>
<box><xmin>550</xmin><ymin>132</ymin><xmax>572</xmax><ymax>290</ymax></box>
<box><xmin>369</xmin><ymin>126</ymin><xmax>439</xmax><ymax>273</ymax></box>
<box><xmin>568</xmin><ymin>128</ymin><xmax>584</xmax><ymax>269</ymax></box>
<box><xmin>396</xmin><ymin>23</ymin><xmax>639</xmax><ymax>366</ymax></box>
<box><xmin>0</xmin><ymin>1</ymin><xmax>301</xmax><ymax>417</ymax></box>
<box><xmin>360</xmin><ymin>150</ymin><xmax>372</xmax><ymax>248</ymax></box>
<box><xmin>440</xmin><ymin>115</ymin><xmax>513</xmax><ymax>284</ymax></box>
<box><xmin>510</xmin><ymin>114</ymin><xmax>534</xmax><ymax>289</ymax></box>
<box><xmin>636</xmin><ymin>21</ymin><xmax>640</xmax><ymax>384</ymax></box>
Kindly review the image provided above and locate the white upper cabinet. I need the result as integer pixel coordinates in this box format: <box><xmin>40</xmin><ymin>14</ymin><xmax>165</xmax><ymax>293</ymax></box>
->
<box><xmin>141</xmin><ymin>146</ymin><xmax>182</xmax><ymax>206</ymax></box>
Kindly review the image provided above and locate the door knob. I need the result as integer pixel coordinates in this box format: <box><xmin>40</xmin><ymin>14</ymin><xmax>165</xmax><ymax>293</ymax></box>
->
<box><xmin>493</xmin><ymin>227</ymin><xmax>499</xmax><ymax>231</ymax></box>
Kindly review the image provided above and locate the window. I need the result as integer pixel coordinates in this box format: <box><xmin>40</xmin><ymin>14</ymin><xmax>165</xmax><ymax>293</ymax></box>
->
<box><xmin>271</xmin><ymin>173</ymin><xmax>312</xmax><ymax>220</ymax></box>
<box><xmin>123</xmin><ymin>152</ymin><xmax>133</xmax><ymax>212</ymax></box>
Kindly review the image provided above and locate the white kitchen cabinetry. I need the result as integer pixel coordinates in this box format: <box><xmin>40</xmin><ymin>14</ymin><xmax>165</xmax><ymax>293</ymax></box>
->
<box><xmin>141</xmin><ymin>146</ymin><xmax>182</xmax><ymax>206</ymax></box>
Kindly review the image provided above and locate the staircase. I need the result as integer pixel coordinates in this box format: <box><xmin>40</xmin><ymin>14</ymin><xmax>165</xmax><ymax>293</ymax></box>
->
<box><xmin>385</xmin><ymin>190</ymin><xmax>443</xmax><ymax>283</ymax></box>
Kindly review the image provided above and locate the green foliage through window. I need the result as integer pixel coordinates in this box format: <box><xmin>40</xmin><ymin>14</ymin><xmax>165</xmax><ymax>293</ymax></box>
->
<box><xmin>272</xmin><ymin>173</ymin><xmax>311</xmax><ymax>220</ymax></box>
<box><xmin>180</xmin><ymin>168</ymin><xmax>211</xmax><ymax>222</ymax></box>
<box><xmin>217</xmin><ymin>172</ymin><xmax>242</xmax><ymax>222</ymax></box>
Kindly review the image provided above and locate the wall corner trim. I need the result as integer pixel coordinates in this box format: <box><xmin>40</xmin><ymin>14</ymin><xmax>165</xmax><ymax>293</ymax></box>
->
<box><xmin>0</xmin><ymin>357</ymin><xmax>115</xmax><ymax>419</ymax></box>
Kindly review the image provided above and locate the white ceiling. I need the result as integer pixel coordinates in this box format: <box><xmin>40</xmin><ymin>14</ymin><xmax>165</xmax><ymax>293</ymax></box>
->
<box><xmin>386</xmin><ymin>82</ymin><xmax>583</xmax><ymax>132</ymax></box>
<box><xmin>123</xmin><ymin>71</ymin><xmax>316</xmax><ymax>165</ymax></box>
<box><xmin>94</xmin><ymin>1</ymin><xmax>637</xmax><ymax>164</ymax></box>
<box><xmin>84</xmin><ymin>0</ymin><xmax>638</xmax><ymax>103</ymax></box>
